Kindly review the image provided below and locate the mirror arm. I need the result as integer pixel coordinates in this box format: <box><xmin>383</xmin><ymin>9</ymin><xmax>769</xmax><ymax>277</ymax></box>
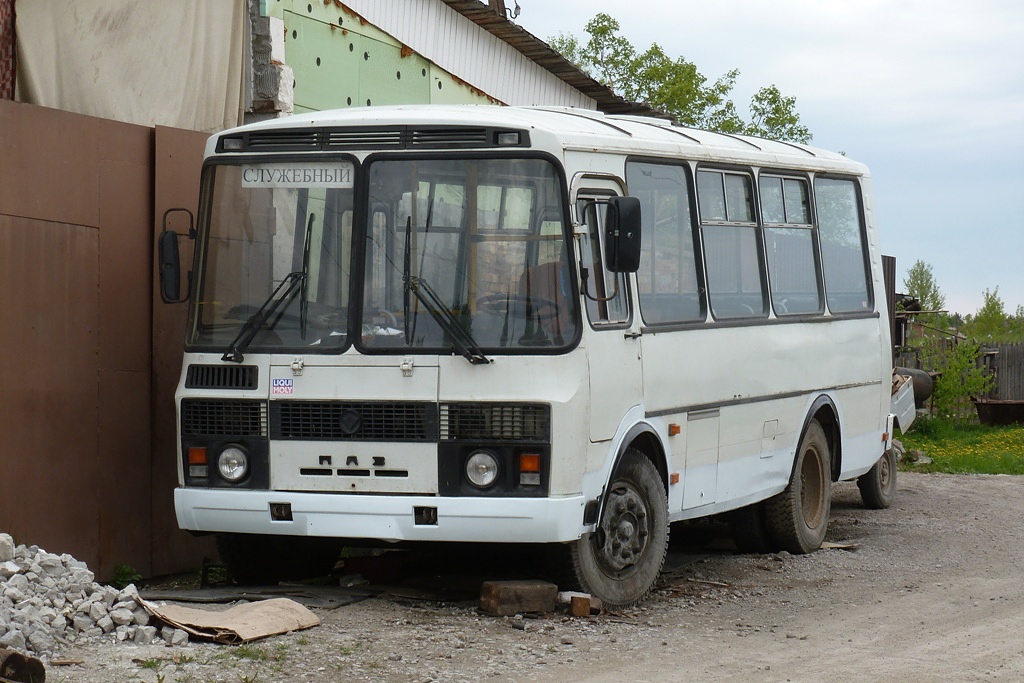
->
<box><xmin>579</xmin><ymin>265</ymin><xmax>620</xmax><ymax>303</ymax></box>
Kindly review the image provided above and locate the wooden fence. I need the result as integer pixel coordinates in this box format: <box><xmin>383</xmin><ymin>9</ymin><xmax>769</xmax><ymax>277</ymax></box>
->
<box><xmin>985</xmin><ymin>343</ymin><xmax>1024</xmax><ymax>400</ymax></box>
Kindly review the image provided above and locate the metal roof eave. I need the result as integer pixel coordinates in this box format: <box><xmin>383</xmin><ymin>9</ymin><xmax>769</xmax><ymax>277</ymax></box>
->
<box><xmin>438</xmin><ymin>0</ymin><xmax>668</xmax><ymax>119</ymax></box>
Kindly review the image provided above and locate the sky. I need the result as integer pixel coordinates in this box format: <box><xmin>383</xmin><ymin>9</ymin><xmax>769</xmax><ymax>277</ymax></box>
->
<box><xmin>514</xmin><ymin>0</ymin><xmax>1024</xmax><ymax>317</ymax></box>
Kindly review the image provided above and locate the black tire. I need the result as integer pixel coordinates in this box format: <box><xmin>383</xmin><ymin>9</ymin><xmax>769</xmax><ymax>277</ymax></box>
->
<box><xmin>765</xmin><ymin>420</ymin><xmax>832</xmax><ymax>554</ymax></box>
<box><xmin>216</xmin><ymin>533</ymin><xmax>341</xmax><ymax>585</ymax></box>
<box><xmin>569</xmin><ymin>449</ymin><xmax>669</xmax><ymax>609</ymax></box>
<box><xmin>727</xmin><ymin>501</ymin><xmax>774</xmax><ymax>553</ymax></box>
<box><xmin>858</xmin><ymin>448</ymin><xmax>898</xmax><ymax>509</ymax></box>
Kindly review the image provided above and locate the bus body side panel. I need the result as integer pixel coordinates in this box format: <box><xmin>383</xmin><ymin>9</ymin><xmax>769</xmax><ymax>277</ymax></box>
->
<box><xmin>640</xmin><ymin>316</ymin><xmax>888</xmax><ymax>516</ymax></box>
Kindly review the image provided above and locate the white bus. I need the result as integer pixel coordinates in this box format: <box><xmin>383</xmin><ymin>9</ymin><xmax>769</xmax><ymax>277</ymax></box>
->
<box><xmin>160</xmin><ymin>105</ymin><xmax>898</xmax><ymax>607</ymax></box>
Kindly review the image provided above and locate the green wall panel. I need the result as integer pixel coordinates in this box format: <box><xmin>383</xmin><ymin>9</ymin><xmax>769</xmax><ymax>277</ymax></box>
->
<box><xmin>285</xmin><ymin>11</ymin><xmax>363</xmax><ymax>111</ymax></box>
<box><xmin>358</xmin><ymin>37</ymin><xmax>431</xmax><ymax>107</ymax></box>
<box><xmin>428</xmin><ymin>65</ymin><xmax>496</xmax><ymax>106</ymax></box>
<box><xmin>273</xmin><ymin>1</ymin><xmax>496</xmax><ymax>113</ymax></box>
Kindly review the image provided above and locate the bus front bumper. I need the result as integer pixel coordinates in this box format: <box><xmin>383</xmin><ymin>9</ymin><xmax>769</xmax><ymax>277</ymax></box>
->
<box><xmin>174</xmin><ymin>488</ymin><xmax>589</xmax><ymax>544</ymax></box>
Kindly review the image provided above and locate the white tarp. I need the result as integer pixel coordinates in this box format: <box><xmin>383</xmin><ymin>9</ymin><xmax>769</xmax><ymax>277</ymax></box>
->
<box><xmin>15</xmin><ymin>0</ymin><xmax>246</xmax><ymax>132</ymax></box>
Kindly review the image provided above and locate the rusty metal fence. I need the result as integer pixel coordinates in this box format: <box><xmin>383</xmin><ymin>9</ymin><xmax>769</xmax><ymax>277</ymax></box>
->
<box><xmin>0</xmin><ymin>0</ymin><xmax>12</xmax><ymax>100</ymax></box>
<box><xmin>0</xmin><ymin>100</ymin><xmax>213</xmax><ymax>580</ymax></box>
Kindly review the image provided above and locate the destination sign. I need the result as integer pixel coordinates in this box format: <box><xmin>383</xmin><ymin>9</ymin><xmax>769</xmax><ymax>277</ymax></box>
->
<box><xmin>241</xmin><ymin>162</ymin><xmax>354</xmax><ymax>188</ymax></box>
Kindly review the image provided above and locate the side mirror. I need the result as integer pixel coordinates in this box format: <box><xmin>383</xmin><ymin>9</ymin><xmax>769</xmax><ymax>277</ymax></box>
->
<box><xmin>158</xmin><ymin>208</ymin><xmax>194</xmax><ymax>303</ymax></box>
<box><xmin>604</xmin><ymin>196</ymin><xmax>641</xmax><ymax>273</ymax></box>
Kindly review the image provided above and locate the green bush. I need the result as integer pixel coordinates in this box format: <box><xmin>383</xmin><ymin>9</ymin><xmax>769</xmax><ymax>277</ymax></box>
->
<box><xmin>931</xmin><ymin>339</ymin><xmax>994</xmax><ymax>424</ymax></box>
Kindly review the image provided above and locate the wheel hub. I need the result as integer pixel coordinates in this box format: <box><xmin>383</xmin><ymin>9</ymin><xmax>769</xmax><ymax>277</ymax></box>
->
<box><xmin>595</xmin><ymin>484</ymin><xmax>650</xmax><ymax>573</ymax></box>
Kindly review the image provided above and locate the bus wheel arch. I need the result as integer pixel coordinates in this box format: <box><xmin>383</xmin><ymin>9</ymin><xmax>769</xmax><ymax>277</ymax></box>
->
<box><xmin>806</xmin><ymin>396</ymin><xmax>842</xmax><ymax>482</ymax></box>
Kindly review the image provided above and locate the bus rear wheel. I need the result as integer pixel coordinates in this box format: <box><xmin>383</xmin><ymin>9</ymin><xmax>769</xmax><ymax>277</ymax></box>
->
<box><xmin>570</xmin><ymin>449</ymin><xmax>669</xmax><ymax>609</ymax></box>
<box><xmin>858</xmin><ymin>448</ymin><xmax>897</xmax><ymax>509</ymax></box>
<box><xmin>765</xmin><ymin>420</ymin><xmax>831</xmax><ymax>554</ymax></box>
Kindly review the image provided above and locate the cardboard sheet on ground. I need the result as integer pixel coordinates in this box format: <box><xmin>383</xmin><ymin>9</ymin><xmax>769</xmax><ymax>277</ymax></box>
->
<box><xmin>140</xmin><ymin>585</ymin><xmax>376</xmax><ymax>609</ymax></box>
<box><xmin>139</xmin><ymin>597</ymin><xmax>319</xmax><ymax>644</ymax></box>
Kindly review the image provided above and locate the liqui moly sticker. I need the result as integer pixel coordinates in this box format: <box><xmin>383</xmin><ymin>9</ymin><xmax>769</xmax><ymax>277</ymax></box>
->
<box><xmin>272</xmin><ymin>378</ymin><xmax>294</xmax><ymax>395</ymax></box>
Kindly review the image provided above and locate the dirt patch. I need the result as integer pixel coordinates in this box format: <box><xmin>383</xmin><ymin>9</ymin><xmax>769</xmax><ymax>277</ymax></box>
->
<box><xmin>47</xmin><ymin>473</ymin><xmax>1024</xmax><ymax>682</ymax></box>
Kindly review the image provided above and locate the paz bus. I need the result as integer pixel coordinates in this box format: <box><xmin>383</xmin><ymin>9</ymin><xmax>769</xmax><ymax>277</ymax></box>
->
<box><xmin>159</xmin><ymin>105</ymin><xmax>898</xmax><ymax>607</ymax></box>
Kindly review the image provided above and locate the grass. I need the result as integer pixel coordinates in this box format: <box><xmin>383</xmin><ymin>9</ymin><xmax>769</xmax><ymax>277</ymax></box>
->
<box><xmin>899</xmin><ymin>418</ymin><xmax>1024</xmax><ymax>475</ymax></box>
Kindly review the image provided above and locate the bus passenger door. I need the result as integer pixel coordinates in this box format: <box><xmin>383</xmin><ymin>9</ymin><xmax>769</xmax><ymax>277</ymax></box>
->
<box><xmin>574</xmin><ymin>179</ymin><xmax>642</xmax><ymax>443</ymax></box>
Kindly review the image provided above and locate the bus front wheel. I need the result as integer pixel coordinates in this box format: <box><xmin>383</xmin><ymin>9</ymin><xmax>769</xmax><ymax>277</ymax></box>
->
<box><xmin>765</xmin><ymin>420</ymin><xmax>832</xmax><ymax>554</ymax></box>
<box><xmin>570</xmin><ymin>449</ymin><xmax>669</xmax><ymax>609</ymax></box>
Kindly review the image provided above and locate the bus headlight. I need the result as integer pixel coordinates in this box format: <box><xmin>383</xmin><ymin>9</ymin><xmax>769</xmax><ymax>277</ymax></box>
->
<box><xmin>217</xmin><ymin>446</ymin><xmax>249</xmax><ymax>483</ymax></box>
<box><xmin>465</xmin><ymin>450</ymin><xmax>500</xmax><ymax>488</ymax></box>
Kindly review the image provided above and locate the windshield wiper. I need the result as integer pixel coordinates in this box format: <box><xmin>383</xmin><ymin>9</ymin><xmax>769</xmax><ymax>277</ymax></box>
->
<box><xmin>221</xmin><ymin>271</ymin><xmax>306</xmax><ymax>363</ymax></box>
<box><xmin>299</xmin><ymin>214</ymin><xmax>314</xmax><ymax>341</ymax></box>
<box><xmin>405</xmin><ymin>275</ymin><xmax>490</xmax><ymax>365</ymax></box>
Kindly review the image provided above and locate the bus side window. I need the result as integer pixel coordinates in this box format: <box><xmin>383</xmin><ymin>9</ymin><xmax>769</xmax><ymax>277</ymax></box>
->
<box><xmin>697</xmin><ymin>169</ymin><xmax>767</xmax><ymax>320</ymax></box>
<box><xmin>625</xmin><ymin>161</ymin><xmax>704</xmax><ymax>324</ymax></box>
<box><xmin>577</xmin><ymin>196</ymin><xmax>630</xmax><ymax>325</ymax></box>
<box><xmin>760</xmin><ymin>175</ymin><xmax>822</xmax><ymax>316</ymax></box>
<box><xmin>815</xmin><ymin>177</ymin><xmax>872</xmax><ymax>313</ymax></box>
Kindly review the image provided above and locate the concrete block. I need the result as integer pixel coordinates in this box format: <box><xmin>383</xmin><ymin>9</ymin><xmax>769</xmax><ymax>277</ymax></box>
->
<box><xmin>479</xmin><ymin>580</ymin><xmax>557</xmax><ymax>616</ymax></box>
<box><xmin>0</xmin><ymin>535</ymin><xmax>14</xmax><ymax>563</ymax></box>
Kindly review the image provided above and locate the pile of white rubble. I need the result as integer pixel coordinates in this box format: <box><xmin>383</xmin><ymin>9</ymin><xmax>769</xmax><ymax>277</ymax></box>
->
<box><xmin>0</xmin><ymin>533</ymin><xmax>188</xmax><ymax>658</ymax></box>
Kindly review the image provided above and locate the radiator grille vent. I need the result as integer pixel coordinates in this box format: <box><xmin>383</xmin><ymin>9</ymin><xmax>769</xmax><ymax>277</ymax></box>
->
<box><xmin>440</xmin><ymin>403</ymin><xmax>550</xmax><ymax>442</ymax></box>
<box><xmin>409</xmin><ymin>128</ymin><xmax>489</xmax><ymax>147</ymax></box>
<box><xmin>185</xmin><ymin>364</ymin><xmax>258</xmax><ymax>390</ymax></box>
<box><xmin>245</xmin><ymin>131</ymin><xmax>321</xmax><ymax>150</ymax></box>
<box><xmin>218</xmin><ymin>126</ymin><xmax>529</xmax><ymax>153</ymax></box>
<box><xmin>270</xmin><ymin>401</ymin><xmax>438</xmax><ymax>442</ymax></box>
<box><xmin>325</xmin><ymin>129</ymin><xmax>404</xmax><ymax>150</ymax></box>
<box><xmin>181</xmin><ymin>399</ymin><xmax>267</xmax><ymax>437</ymax></box>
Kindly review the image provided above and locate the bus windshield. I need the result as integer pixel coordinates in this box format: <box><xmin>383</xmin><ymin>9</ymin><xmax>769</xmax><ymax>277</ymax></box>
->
<box><xmin>187</xmin><ymin>156</ymin><xmax>578</xmax><ymax>355</ymax></box>
<box><xmin>188</xmin><ymin>161</ymin><xmax>357</xmax><ymax>354</ymax></box>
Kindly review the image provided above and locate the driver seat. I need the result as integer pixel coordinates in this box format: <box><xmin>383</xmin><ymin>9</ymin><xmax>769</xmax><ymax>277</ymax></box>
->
<box><xmin>518</xmin><ymin>262</ymin><xmax>572</xmax><ymax>344</ymax></box>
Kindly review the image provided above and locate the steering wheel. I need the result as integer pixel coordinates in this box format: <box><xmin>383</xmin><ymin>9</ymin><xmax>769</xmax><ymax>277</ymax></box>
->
<box><xmin>476</xmin><ymin>293</ymin><xmax>560</xmax><ymax>321</ymax></box>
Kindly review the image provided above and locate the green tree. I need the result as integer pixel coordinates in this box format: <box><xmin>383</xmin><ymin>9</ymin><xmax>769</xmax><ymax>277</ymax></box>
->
<box><xmin>902</xmin><ymin>260</ymin><xmax>945</xmax><ymax>313</ymax></box>
<box><xmin>932</xmin><ymin>338</ymin><xmax>994</xmax><ymax>424</ymax></box>
<box><xmin>900</xmin><ymin>260</ymin><xmax>946</xmax><ymax>370</ymax></box>
<box><xmin>549</xmin><ymin>14</ymin><xmax>811</xmax><ymax>143</ymax></box>
<box><xmin>964</xmin><ymin>287</ymin><xmax>1018</xmax><ymax>342</ymax></box>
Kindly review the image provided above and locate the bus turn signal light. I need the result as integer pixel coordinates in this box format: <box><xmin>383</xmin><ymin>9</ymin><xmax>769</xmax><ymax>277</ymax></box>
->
<box><xmin>188</xmin><ymin>447</ymin><xmax>207</xmax><ymax>464</ymax></box>
<box><xmin>519</xmin><ymin>453</ymin><xmax>541</xmax><ymax>472</ymax></box>
<box><xmin>519</xmin><ymin>453</ymin><xmax>541</xmax><ymax>486</ymax></box>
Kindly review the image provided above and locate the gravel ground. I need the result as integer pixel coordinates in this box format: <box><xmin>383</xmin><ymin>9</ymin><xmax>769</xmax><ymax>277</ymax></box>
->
<box><xmin>45</xmin><ymin>472</ymin><xmax>1024</xmax><ymax>682</ymax></box>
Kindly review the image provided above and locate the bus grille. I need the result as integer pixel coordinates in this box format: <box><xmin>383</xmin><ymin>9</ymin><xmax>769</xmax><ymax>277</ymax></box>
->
<box><xmin>440</xmin><ymin>403</ymin><xmax>550</xmax><ymax>442</ymax></box>
<box><xmin>270</xmin><ymin>401</ymin><xmax>438</xmax><ymax>442</ymax></box>
<box><xmin>181</xmin><ymin>399</ymin><xmax>267</xmax><ymax>437</ymax></box>
<box><xmin>185</xmin><ymin>364</ymin><xmax>258</xmax><ymax>390</ymax></box>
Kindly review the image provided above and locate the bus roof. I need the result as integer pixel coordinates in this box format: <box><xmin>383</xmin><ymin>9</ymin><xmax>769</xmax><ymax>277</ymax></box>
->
<box><xmin>213</xmin><ymin>105</ymin><xmax>867</xmax><ymax>176</ymax></box>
